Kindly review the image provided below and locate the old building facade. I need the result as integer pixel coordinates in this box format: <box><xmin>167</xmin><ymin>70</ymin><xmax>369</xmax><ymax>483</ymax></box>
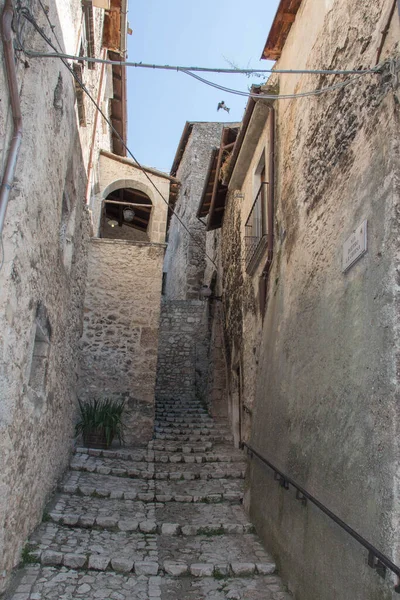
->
<box><xmin>209</xmin><ymin>1</ymin><xmax>400</xmax><ymax>599</ymax></box>
<box><xmin>0</xmin><ymin>0</ymin><xmax>168</xmax><ymax>590</ymax></box>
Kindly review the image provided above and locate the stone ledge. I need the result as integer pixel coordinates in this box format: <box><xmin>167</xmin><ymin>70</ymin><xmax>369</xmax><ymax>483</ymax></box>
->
<box><xmin>90</xmin><ymin>238</ymin><xmax>167</xmax><ymax>249</ymax></box>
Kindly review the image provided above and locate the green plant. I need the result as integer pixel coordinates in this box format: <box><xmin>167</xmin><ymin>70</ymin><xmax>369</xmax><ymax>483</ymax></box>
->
<box><xmin>75</xmin><ymin>398</ymin><xmax>126</xmax><ymax>448</ymax></box>
<box><xmin>42</xmin><ymin>510</ymin><xmax>51</xmax><ymax>522</ymax></box>
<box><xmin>21</xmin><ymin>544</ymin><xmax>37</xmax><ymax>565</ymax></box>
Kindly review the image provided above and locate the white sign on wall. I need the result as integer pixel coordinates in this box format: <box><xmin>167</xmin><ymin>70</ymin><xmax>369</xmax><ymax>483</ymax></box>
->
<box><xmin>342</xmin><ymin>220</ymin><xmax>368</xmax><ymax>272</ymax></box>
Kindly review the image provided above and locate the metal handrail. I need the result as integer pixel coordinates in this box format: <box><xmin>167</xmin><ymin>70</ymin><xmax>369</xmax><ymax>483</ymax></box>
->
<box><xmin>241</xmin><ymin>441</ymin><xmax>400</xmax><ymax>593</ymax></box>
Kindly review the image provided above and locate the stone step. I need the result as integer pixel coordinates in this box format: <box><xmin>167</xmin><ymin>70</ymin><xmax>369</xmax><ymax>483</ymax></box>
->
<box><xmin>156</xmin><ymin>575</ymin><xmax>291</xmax><ymax>599</ymax></box>
<box><xmin>154</xmin><ymin>433</ymin><xmax>233</xmax><ymax>443</ymax></box>
<box><xmin>154</xmin><ymin>451</ymin><xmax>244</xmax><ymax>463</ymax></box>
<box><xmin>155</xmin><ymin>403</ymin><xmax>209</xmax><ymax>409</ymax></box>
<box><xmin>150</xmin><ymin>441</ymin><xmax>213</xmax><ymax>452</ymax></box>
<box><xmin>75</xmin><ymin>447</ymin><xmax>244</xmax><ymax>464</ymax></box>
<box><xmin>46</xmin><ymin>495</ymin><xmax>253</xmax><ymax>535</ymax></box>
<box><xmin>8</xmin><ymin>566</ymin><xmax>291</xmax><ymax>599</ymax></box>
<box><xmin>154</xmin><ymin>425</ymin><xmax>230</xmax><ymax>434</ymax></box>
<box><xmin>60</xmin><ymin>472</ymin><xmax>243</xmax><ymax>503</ymax></box>
<box><xmin>154</xmin><ymin>421</ymin><xmax>226</xmax><ymax>429</ymax></box>
<box><xmin>155</xmin><ymin>410</ymin><xmax>210</xmax><ymax>417</ymax></box>
<box><xmin>71</xmin><ymin>454</ymin><xmax>245</xmax><ymax>480</ymax></box>
<box><xmin>26</xmin><ymin>524</ymin><xmax>275</xmax><ymax>578</ymax></box>
<box><xmin>155</xmin><ymin>412</ymin><xmax>219</xmax><ymax>427</ymax></box>
<box><xmin>75</xmin><ymin>447</ymin><xmax>150</xmax><ymax>461</ymax></box>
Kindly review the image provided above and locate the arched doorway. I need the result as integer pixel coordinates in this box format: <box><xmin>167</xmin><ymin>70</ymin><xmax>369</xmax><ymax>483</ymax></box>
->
<box><xmin>101</xmin><ymin>187</ymin><xmax>152</xmax><ymax>241</ymax></box>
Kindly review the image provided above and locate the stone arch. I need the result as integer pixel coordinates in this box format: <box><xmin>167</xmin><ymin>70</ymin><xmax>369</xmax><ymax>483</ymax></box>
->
<box><xmin>102</xmin><ymin>178</ymin><xmax>156</xmax><ymax>204</ymax></box>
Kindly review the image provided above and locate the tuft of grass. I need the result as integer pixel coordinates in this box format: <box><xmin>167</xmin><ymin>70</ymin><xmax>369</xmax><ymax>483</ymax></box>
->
<box><xmin>42</xmin><ymin>510</ymin><xmax>51</xmax><ymax>523</ymax></box>
<box><xmin>21</xmin><ymin>544</ymin><xmax>37</xmax><ymax>565</ymax></box>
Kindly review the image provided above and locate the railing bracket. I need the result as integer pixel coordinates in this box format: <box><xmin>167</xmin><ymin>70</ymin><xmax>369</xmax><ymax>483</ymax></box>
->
<box><xmin>368</xmin><ymin>551</ymin><xmax>387</xmax><ymax>579</ymax></box>
<box><xmin>296</xmin><ymin>489</ymin><xmax>307</xmax><ymax>506</ymax></box>
<box><xmin>274</xmin><ymin>472</ymin><xmax>289</xmax><ymax>489</ymax></box>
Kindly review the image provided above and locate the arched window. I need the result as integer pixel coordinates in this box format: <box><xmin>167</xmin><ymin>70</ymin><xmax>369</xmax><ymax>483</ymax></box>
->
<box><xmin>101</xmin><ymin>187</ymin><xmax>152</xmax><ymax>241</ymax></box>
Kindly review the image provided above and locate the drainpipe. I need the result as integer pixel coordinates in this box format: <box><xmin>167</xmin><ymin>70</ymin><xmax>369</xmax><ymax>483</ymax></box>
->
<box><xmin>0</xmin><ymin>0</ymin><xmax>22</xmax><ymax>235</ymax></box>
<box><xmin>259</xmin><ymin>105</ymin><xmax>275</xmax><ymax>316</ymax></box>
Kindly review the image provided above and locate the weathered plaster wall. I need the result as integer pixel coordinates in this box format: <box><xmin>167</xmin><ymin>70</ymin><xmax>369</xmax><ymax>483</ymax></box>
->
<box><xmin>221</xmin><ymin>2</ymin><xmax>400</xmax><ymax>600</ymax></box>
<box><xmin>155</xmin><ymin>300</ymin><xmax>209</xmax><ymax>403</ymax></box>
<box><xmin>92</xmin><ymin>153</ymin><xmax>170</xmax><ymax>243</ymax></box>
<box><xmin>0</xmin><ymin>0</ymin><xmax>96</xmax><ymax>589</ymax></box>
<box><xmin>78</xmin><ymin>239</ymin><xmax>165</xmax><ymax>444</ymax></box>
<box><xmin>164</xmin><ymin>122</ymin><xmax>225</xmax><ymax>300</ymax></box>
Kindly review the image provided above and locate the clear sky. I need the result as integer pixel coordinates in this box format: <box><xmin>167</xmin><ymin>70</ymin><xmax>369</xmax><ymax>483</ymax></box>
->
<box><xmin>126</xmin><ymin>0</ymin><xmax>280</xmax><ymax>173</ymax></box>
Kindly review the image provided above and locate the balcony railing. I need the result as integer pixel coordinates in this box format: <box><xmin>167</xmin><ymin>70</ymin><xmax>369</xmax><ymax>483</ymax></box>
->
<box><xmin>244</xmin><ymin>182</ymin><xmax>268</xmax><ymax>272</ymax></box>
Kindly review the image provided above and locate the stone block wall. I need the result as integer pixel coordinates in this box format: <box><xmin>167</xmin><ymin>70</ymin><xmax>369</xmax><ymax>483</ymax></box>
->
<box><xmin>78</xmin><ymin>239</ymin><xmax>165</xmax><ymax>445</ymax></box>
<box><xmin>156</xmin><ymin>300</ymin><xmax>209</xmax><ymax>403</ymax></box>
<box><xmin>163</xmin><ymin>122</ymin><xmax>225</xmax><ymax>300</ymax></box>
<box><xmin>0</xmin><ymin>0</ymin><xmax>95</xmax><ymax>587</ymax></box>
<box><xmin>220</xmin><ymin>3</ymin><xmax>400</xmax><ymax>600</ymax></box>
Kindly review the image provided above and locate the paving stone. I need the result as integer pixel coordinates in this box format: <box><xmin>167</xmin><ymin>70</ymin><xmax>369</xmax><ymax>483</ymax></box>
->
<box><xmin>63</xmin><ymin>553</ymin><xmax>87</xmax><ymax>568</ymax></box>
<box><xmin>134</xmin><ymin>561</ymin><xmax>159</xmax><ymax>575</ymax></box>
<box><xmin>5</xmin><ymin>397</ymin><xmax>289</xmax><ymax>599</ymax></box>
<box><xmin>88</xmin><ymin>554</ymin><xmax>111</xmax><ymax>570</ymax></box>
<box><xmin>41</xmin><ymin>551</ymin><xmax>63</xmax><ymax>566</ymax></box>
<box><xmin>230</xmin><ymin>562</ymin><xmax>256</xmax><ymax>576</ymax></box>
<box><xmin>161</xmin><ymin>522</ymin><xmax>181</xmax><ymax>535</ymax></box>
<box><xmin>111</xmin><ymin>557</ymin><xmax>134</xmax><ymax>572</ymax></box>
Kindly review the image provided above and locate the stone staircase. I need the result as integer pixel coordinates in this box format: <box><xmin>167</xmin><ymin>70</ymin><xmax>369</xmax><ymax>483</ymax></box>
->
<box><xmin>6</xmin><ymin>399</ymin><xmax>292</xmax><ymax>599</ymax></box>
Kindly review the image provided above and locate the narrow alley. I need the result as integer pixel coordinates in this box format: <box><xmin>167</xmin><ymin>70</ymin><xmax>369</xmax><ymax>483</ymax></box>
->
<box><xmin>2</xmin><ymin>1</ymin><xmax>400</xmax><ymax>599</ymax></box>
<box><xmin>6</xmin><ymin>397</ymin><xmax>291</xmax><ymax>600</ymax></box>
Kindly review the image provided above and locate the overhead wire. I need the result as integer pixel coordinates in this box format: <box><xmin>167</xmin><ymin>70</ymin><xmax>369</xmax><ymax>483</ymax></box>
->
<box><xmin>179</xmin><ymin>68</ymin><xmax>373</xmax><ymax>100</ymax></box>
<box><xmin>18</xmin><ymin>48</ymin><xmax>383</xmax><ymax>101</ymax></box>
<box><xmin>16</xmin><ymin>4</ymin><xmax>219</xmax><ymax>269</ymax></box>
<box><xmin>17</xmin><ymin>48</ymin><xmax>382</xmax><ymax>77</ymax></box>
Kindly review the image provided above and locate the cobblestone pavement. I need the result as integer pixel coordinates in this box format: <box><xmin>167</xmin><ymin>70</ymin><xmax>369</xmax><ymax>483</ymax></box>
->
<box><xmin>6</xmin><ymin>399</ymin><xmax>292</xmax><ymax>599</ymax></box>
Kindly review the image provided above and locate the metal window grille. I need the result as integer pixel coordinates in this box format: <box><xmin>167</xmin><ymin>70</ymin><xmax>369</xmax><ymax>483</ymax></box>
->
<box><xmin>244</xmin><ymin>182</ymin><xmax>268</xmax><ymax>271</ymax></box>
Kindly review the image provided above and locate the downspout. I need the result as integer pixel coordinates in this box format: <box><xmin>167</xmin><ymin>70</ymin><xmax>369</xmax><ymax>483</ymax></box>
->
<box><xmin>0</xmin><ymin>0</ymin><xmax>22</xmax><ymax>234</ymax></box>
<box><xmin>259</xmin><ymin>105</ymin><xmax>275</xmax><ymax>316</ymax></box>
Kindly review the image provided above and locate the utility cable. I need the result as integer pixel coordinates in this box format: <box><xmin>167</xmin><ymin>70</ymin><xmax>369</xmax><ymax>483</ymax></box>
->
<box><xmin>17</xmin><ymin>48</ymin><xmax>382</xmax><ymax>77</ymax></box>
<box><xmin>16</xmin><ymin>46</ymin><xmax>384</xmax><ymax>101</ymax></box>
<box><xmin>180</xmin><ymin>68</ymin><xmax>373</xmax><ymax>100</ymax></box>
<box><xmin>15</xmin><ymin>5</ymin><xmax>218</xmax><ymax>269</ymax></box>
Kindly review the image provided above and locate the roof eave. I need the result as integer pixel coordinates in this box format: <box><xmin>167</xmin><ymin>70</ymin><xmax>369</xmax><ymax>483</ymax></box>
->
<box><xmin>261</xmin><ymin>0</ymin><xmax>303</xmax><ymax>61</ymax></box>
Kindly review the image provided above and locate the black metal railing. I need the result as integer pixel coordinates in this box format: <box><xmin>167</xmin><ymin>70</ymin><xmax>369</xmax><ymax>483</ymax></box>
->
<box><xmin>244</xmin><ymin>182</ymin><xmax>268</xmax><ymax>270</ymax></box>
<box><xmin>241</xmin><ymin>441</ymin><xmax>400</xmax><ymax>593</ymax></box>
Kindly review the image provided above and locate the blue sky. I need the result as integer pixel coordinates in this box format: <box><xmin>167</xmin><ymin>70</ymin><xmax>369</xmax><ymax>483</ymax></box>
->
<box><xmin>126</xmin><ymin>0</ymin><xmax>280</xmax><ymax>172</ymax></box>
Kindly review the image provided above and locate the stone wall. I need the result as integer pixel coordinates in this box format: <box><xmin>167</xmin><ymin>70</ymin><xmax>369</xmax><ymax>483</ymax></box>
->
<box><xmin>163</xmin><ymin>122</ymin><xmax>225</xmax><ymax>300</ymax></box>
<box><xmin>78</xmin><ymin>239</ymin><xmax>165</xmax><ymax>445</ymax></box>
<box><xmin>0</xmin><ymin>0</ymin><xmax>100</xmax><ymax>589</ymax></box>
<box><xmin>220</xmin><ymin>2</ymin><xmax>400</xmax><ymax>599</ymax></box>
<box><xmin>156</xmin><ymin>300</ymin><xmax>209</xmax><ymax>403</ymax></box>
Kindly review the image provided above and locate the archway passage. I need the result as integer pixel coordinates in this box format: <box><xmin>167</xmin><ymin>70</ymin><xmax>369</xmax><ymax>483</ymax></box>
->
<box><xmin>101</xmin><ymin>187</ymin><xmax>152</xmax><ymax>241</ymax></box>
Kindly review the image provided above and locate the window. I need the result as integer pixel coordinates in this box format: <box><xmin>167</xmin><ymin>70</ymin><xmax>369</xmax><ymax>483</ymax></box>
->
<box><xmin>28</xmin><ymin>305</ymin><xmax>51</xmax><ymax>395</ymax></box>
<box><xmin>82</xmin><ymin>1</ymin><xmax>95</xmax><ymax>69</ymax></box>
<box><xmin>72</xmin><ymin>63</ymin><xmax>86</xmax><ymax>126</ymax></box>
<box><xmin>244</xmin><ymin>152</ymin><xmax>269</xmax><ymax>273</ymax></box>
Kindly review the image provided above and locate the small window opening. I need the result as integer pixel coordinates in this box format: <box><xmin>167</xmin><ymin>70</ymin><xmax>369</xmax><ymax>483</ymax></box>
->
<box><xmin>161</xmin><ymin>272</ymin><xmax>167</xmax><ymax>295</ymax></box>
<box><xmin>244</xmin><ymin>152</ymin><xmax>268</xmax><ymax>273</ymax></box>
<box><xmin>101</xmin><ymin>187</ymin><xmax>152</xmax><ymax>242</ymax></box>
<box><xmin>82</xmin><ymin>1</ymin><xmax>95</xmax><ymax>69</ymax></box>
<box><xmin>72</xmin><ymin>63</ymin><xmax>86</xmax><ymax>126</ymax></box>
<box><xmin>29</xmin><ymin>306</ymin><xmax>51</xmax><ymax>394</ymax></box>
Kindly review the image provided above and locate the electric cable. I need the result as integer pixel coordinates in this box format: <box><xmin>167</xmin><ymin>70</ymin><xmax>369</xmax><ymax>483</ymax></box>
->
<box><xmin>18</xmin><ymin>48</ymin><xmax>382</xmax><ymax>77</ymax></box>
<box><xmin>180</xmin><ymin>68</ymin><xmax>372</xmax><ymax>100</ymax></box>
<box><xmin>16</xmin><ymin>45</ymin><xmax>384</xmax><ymax>100</ymax></box>
<box><xmin>16</xmin><ymin>5</ymin><xmax>219</xmax><ymax>269</ymax></box>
